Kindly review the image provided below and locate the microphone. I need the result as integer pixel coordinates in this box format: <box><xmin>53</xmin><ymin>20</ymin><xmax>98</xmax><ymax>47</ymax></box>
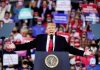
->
<box><xmin>50</xmin><ymin>34</ymin><xmax>53</xmax><ymax>40</ymax></box>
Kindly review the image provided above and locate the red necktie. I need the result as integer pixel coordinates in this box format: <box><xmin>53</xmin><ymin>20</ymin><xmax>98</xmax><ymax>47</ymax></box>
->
<box><xmin>48</xmin><ymin>39</ymin><xmax>53</xmax><ymax>52</ymax></box>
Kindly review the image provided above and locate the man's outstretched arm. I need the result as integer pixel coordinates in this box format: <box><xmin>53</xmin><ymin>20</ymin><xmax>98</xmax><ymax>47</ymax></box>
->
<box><xmin>63</xmin><ymin>37</ymin><xmax>92</xmax><ymax>56</ymax></box>
<box><xmin>4</xmin><ymin>35</ymin><xmax>40</xmax><ymax>51</ymax></box>
<box><xmin>15</xmin><ymin>38</ymin><xmax>37</xmax><ymax>51</ymax></box>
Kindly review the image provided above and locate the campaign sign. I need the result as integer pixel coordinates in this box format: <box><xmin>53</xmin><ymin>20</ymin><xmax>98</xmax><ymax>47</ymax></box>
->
<box><xmin>81</xmin><ymin>3</ymin><xmax>97</xmax><ymax>13</ymax></box>
<box><xmin>87</xmin><ymin>32</ymin><xmax>94</xmax><ymax>40</ymax></box>
<box><xmin>56</xmin><ymin>32</ymin><xmax>70</xmax><ymax>42</ymax></box>
<box><xmin>90</xmin><ymin>24</ymin><xmax>100</xmax><ymax>40</ymax></box>
<box><xmin>18</xmin><ymin>8</ymin><xmax>33</xmax><ymax>20</ymax></box>
<box><xmin>3</xmin><ymin>54</ymin><xmax>18</xmax><ymax>66</ymax></box>
<box><xmin>56</xmin><ymin>0</ymin><xmax>71</xmax><ymax>11</ymax></box>
<box><xmin>85</xmin><ymin>13</ymin><xmax>99</xmax><ymax>22</ymax></box>
<box><xmin>53</xmin><ymin>13</ymin><xmax>68</xmax><ymax>24</ymax></box>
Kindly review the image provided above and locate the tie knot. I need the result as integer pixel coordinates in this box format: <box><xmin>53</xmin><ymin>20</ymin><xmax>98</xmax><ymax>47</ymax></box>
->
<box><xmin>50</xmin><ymin>34</ymin><xmax>53</xmax><ymax>40</ymax></box>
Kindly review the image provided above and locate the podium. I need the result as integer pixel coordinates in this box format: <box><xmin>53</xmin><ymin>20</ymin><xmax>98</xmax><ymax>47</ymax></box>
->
<box><xmin>34</xmin><ymin>51</ymin><xmax>70</xmax><ymax>70</ymax></box>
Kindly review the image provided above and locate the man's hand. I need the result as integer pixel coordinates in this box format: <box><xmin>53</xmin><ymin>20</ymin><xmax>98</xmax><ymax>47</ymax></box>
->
<box><xmin>84</xmin><ymin>50</ymin><xmax>93</xmax><ymax>56</ymax></box>
<box><xmin>4</xmin><ymin>42</ymin><xmax>15</xmax><ymax>52</ymax></box>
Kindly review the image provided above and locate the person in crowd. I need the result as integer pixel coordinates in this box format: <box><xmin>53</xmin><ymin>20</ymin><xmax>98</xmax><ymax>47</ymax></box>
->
<box><xmin>5</xmin><ymin>0</ymin><xmax>12</xmax><ymax>12</ymax></box>
<box><xmin>70</xmin><ymin>64</ymin><xmax>76</xmax><ymax>70</ymax></box>
<box><xmin>57</xmin><ymin>24</ymin><xmax>65</xmax><ymax>32</ymax></box>
<box><xmin>0</xmin><ymin>1</ymin><xmax>9</xmax><ymax>20</ymax></box>
<box><xmin>69</xmin><ymin>29</ymin><xmax>80</xmax><ymax>48</ymax></box>
<box><xmin>81</xmin><ymin>64</ymin><xmax>87</xmax><ymax>70</ymax></box>
<box><xmin>90</xmin><ymin>40</ymin><xmax>98</xmax><ymax>64</ymax></box>
<box><xmin>27</xmin><ymin>28</ymin><xmax>33</xmax><ymax>38</ymax></box>
<box><xmin>28</xmin><ymin>0</ymin><xmax>39</xmax><ymax>12</ymax></box>
<box><xmin>20</xmin><ymin>28</ymin><xmax>28</xmax><ymax>38</ymax></box>
<box><xmin>19</xmin><ymin>59</ymin><xmax>31</xmax><ymax>70</ymax></box>
<box><xmin>39</xmin><ymin>0</ymin><xmax>53</xmax><ymax>20</ymax></box>
<box><xmin>21</xmin><ymin>20</ymin><xmax>28</xmax><ymax>29</ymax></box>
<box><xmin>32</xmin><ymin>17</ymin><xmax>46</xmax><ymax>37</ymax></box>
<box><xmin>32</xmin><ymin>11</ymin><xmax>40</xmax><ymax>26</ymax></box>
<box><xmin>85</xmin><ymin>21</ymin><xmax>91</xmax><ymax>32</ymax></box>
<box><xmin>70</xmin><ymin>18</ymin><xmax>82</xmax><ymax>33</ymax></box>
<box><xmin>80</xmin><ymin>32</ymin><xmax>91</xmax><ymax>49</ymax></box>
<box><xmin>13</xmin><ymin>1</ymin><xmax>24</xmax><ymax>23</ymax></box>
<box><xmin>75</xmin><ymin>56</ymin><xmax>82</xmax><ymax>70</ymax></box>
<box><xmin>5</xmin><ymin>23</ymin><xmax>92</xmax><ymax>56</ymax></box>
<box><xmin>12</xmin><ymin>27</ymin><xmax>23</xmax><ymax>43</ymax></box>
<box><xmin>43</xmin><ymin>14</ymin><xmax>53</xmax><ymax>26</ymax></box>
<box><xmin>2</xmin><ymin>11</ymin><xmax>13</xmax><ymax>23</ymax></box>
<box><xmin>87</xmin><ymin>57</ymin><xmax>97</xmax><ymax>70</ymax></box>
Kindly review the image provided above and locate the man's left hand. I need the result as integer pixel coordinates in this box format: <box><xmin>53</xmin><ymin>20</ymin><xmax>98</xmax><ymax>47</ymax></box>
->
<box><xmin>84</xmin><ymin>50</ymin><xmax>93</xmax><ymax>56</ymax></box>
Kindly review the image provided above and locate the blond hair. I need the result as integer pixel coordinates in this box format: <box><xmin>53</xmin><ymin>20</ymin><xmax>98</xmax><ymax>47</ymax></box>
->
<box><xmin>46</xmin><ymin>23</ymin><xmax>56</xmax><ymax>28</ymax></box>
<box><xmin>45</xmin><ymin>23</ymin><xmax>56</xmax><ymax>34</ymax></box>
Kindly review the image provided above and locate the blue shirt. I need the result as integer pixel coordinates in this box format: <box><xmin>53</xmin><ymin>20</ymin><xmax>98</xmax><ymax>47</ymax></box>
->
<box><xmin>32</xmin><ymin>25</ymin><xmax>46</xmax><ymax>37</ymax></box>
<box><xmin>87</xmin><ymin>65</ymin><xmax>100</xmax><ymax>70</ymax></box>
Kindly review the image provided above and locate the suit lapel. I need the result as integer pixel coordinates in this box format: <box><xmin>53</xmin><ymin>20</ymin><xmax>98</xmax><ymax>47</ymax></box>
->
<box><xmin>44</xmin><ymin>34</ymin><xmax>48</xmax><ymax>51</ymax></box>
<box><xmin>54</xmin><ymin>35</ymin><xmax>57</xmax><ymax>51</ymax></box>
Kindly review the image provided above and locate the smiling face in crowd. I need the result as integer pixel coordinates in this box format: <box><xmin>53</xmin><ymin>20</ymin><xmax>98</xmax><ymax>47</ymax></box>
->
<box><xmin>45</xmin><ymin>23</ymin><xmax>57</xmax><ymax>35</ymax></box>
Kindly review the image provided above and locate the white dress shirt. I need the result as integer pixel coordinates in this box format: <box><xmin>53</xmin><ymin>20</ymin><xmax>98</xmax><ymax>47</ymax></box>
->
<box><xmin>46</xmin><ymin>35</ymin><xmax>55</xmax><ymax>52</ymax></box>
<box><xmin>37</xmin><ymin>0</ymin><xmax>41</xmax><ymax>8</ymax></box>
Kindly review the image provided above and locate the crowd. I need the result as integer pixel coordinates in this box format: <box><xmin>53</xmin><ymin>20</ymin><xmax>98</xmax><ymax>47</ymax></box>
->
<box><xmin>0</xmin><ymin>0</ymin><xmax>100</xmax><ymax>70</ymax></box>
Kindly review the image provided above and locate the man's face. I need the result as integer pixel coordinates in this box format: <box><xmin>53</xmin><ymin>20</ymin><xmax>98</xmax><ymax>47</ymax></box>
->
<box><xmin>5</xmin><ymin>13</ymin><xmax>10</xmax><ymax>19</ymax></box>
<box><xmin>1</xmin><ymin>2</ymin><xmax>6</xmax><ymax>8</ymax></box>
<box><xmin>42</xmin><ymin>1</ymin><xmax>47</xmax><ymax>8</ymax></box>
<box><xmin>46</xmin><ymin>23</ymin><xmax>56</xmax><ymax>35</ymax></box>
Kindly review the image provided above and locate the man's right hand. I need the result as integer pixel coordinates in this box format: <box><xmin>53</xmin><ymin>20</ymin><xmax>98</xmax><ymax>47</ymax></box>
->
<box><xmin>4</xmin><ymin>42</ymin><xmax>15</xmax><ymax>52</ymax></box>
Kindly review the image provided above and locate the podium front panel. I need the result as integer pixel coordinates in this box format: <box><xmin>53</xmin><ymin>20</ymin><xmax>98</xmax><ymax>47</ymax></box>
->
<box><xmin>34</xmin><ymin>51</ymin><xmax>70</xmax><ymax>70</ymax></box>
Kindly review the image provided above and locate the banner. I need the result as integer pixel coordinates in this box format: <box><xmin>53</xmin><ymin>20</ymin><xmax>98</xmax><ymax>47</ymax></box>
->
<box><xmin>84</xmin><ymin>13</ymin><xmax>99</xmax><ymax>22</ymax></box>
<box><xmin>53</xmin><ymin>13</ymin><xmax>68</xmax><ymax>24</ymax></box>
<box><xmin>3</xmin><ymin>54</ymin><xmax>18</xmax><ymax>66</ymax></box>
<box><xmin>81</xmin><ymin>3</ymin><xmax>97</xmax><ymax>13</ymax></box>
<box><xmin>56</xmin><ymin>0</ymin><xmax>71</xmax><ymax>11</ymax></box>
<box><xmin>18</xmin><ymin>8</ymin><xmax>33</xmax><ymax>20</ymax></box>
<box><xmin>56</xmin><ymin>32</ymin><xmax>70</xmax><ymax>42</ymax></box>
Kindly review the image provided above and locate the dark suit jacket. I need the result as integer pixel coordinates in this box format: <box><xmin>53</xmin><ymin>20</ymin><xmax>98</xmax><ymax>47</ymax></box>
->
<box><xmin>38</xmin><ymin>7</ymin><xmax>52</xmax><ymax>18</ymax></box>
<box><xmin>15</xmin><ymin>34</ymin><xmax>84</xmax><ymax>56</ymax></box>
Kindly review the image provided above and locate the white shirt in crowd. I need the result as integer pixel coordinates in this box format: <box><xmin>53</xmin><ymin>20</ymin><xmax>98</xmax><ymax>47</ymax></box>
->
<box><xmin>0</xmin><ymin>4</ymin><xmax>11</xmax><ymax>20</ymax></box>
<box><xmin>2</xmin><ymin>18</ymin><xmax>13</xmax><ymax>23</ymax></box>
<box><xmin>14</xmin><ymin>33</ymin><xmax>23</xmax><ymax>42</ymax></box>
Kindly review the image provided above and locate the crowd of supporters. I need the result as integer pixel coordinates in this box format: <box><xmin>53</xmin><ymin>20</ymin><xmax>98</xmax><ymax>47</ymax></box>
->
<box><xmin>0</xmin><ymin>0</ymin><xmax>100</xmax><ymax>70</ymax></box>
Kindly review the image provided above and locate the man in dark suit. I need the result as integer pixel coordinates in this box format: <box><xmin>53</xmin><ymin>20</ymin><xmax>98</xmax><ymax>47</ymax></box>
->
<box><xmin>5</xmin><ymin>23</ymin><xmax>92</xmax><ymax>56</ymax></box>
